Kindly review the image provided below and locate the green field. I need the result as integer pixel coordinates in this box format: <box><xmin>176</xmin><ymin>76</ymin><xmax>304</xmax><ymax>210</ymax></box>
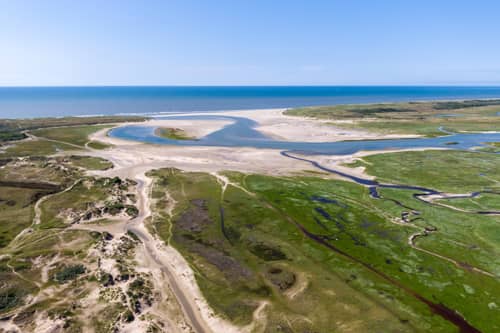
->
<box><xmin>435</xmin><ymin>193</ymin><xmax>500</xmax><ymax>212</ymax></box>
<box><xmin>2</xmin><ymin>123</ymin><xmax>117</xmax><ymax>157</ymax></box>
<box><xmin>149</xmin><ymin>169</ymin><xmax>421</xmax><ymax>332</ymax></box>
<box><xmin>0</xmin><ymin>157</ymin><xmax>81</xmax><ymax>248</ymax></box>
<box><xmin>477</xmin><ymin>142</ymin><xmax>500</xmax><ymax>153</ymax></box>
<box><xmin>346</xmin><ymin>150</ymin><xmax>500</xmax><ymax>193</ymax></box>
<box><xmin>0</xmin><ymin>115</ymin><xmax>145</xmax><ymax>143</ymax></box>
<box><xmin>149</xmin><ymin>162</ymin><xmax>500</xmax><ymax>332</ymax></box>
<box><xmin>2</xmin><ymin>139</ymin><xmax>80</xmax><ymax>157</ymax></box>
<box><xmin>0</xmin><ymin>115</ymin><xmax>142</xmax><ymax>156</ymax></box>
<box><xmin>1</xmin><ymin>109</ymin><xmax>499</xmax><ymax>332</ymax></box>
<box><xmin>285</xmin><ymin>100</ymin><xmax>500</xmax><ymax>137</ymax></box>
<box><xmin>32</xmin><ymin>125</ymin><xmax>111</xmax><ymax>147</ymax></box>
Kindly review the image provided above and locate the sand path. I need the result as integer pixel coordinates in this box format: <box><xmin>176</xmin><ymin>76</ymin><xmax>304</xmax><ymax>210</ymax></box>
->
<box><xmin>29</xmin><ymin>108</ymin><xmax>465</xmax><ymax>332</ymax></box>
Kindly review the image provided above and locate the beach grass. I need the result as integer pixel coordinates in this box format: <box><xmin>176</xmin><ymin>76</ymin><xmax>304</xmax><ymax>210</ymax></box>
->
<box><xmin>87</xmin><ymin>140</ymin><xmax>112</xmax><ymax>150</ymax></box>
<box><xmin>2</xmin><ymin>139</ymin><xmax>80</xmax><ymax>157</ymax></box>
<box><xmin>285</xmin><ymin>100</ymin><xmax>500</xmax><ymax>137</ymax></box>
<box><xmin>67</xmin><ymin>155</ymin><xmax>113</xmax><ymax>170</ymax></box>
<box><xmin>32</xmin><ymin>125</ymin><xmax>112</xmax><ymax>147</ymax></box>
<box><xmin>2</xmin><ymin>124</ymin><xmax>114</xmax><ymax>157</ymax></box>
<box><xmin>0</xmin><ymin>115</ymin><xmax>146</xmax><ymax>145</ymax></box>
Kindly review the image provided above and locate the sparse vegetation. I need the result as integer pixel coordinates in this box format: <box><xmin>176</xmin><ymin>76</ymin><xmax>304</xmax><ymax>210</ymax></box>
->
<box><xmin>32</xmin><ymin>125</ymin><xmax>112</xmax><ymax>147</ymax></box>
<box><xmin>154</xmin><ymin>127</ymin><xmax>195</xmax><ymax>140</ymax></box>
<box><xmin>68</xmin><ymin>155</ymin><xmax>113</xmax><ymax>170</ymax></box>
<box><xmin>0</xmin><ymin>115</ymin><xmax>145</xmax><ymax>143</ymax></box>
<box><xmin>0</xmin><ymin>117</ymin><xmax>178</xmax><ymax>331</ymax></box>
<box><xmin>285</xmin><ymin>100</ymin><xmax>500</xmax><ymax>136</ymax></box>
<box><xmin>40</xmin><ymin>177</ymin><xmax>138</xmax><ymax>228</ymax></box>
<box><xmin>1</xmin><ymin>107</ymin><xmax>499</xmax><ymax>332</ymax></box>
<box><xmin>433</xmin><ymin>99</ymin><xmax>500</xmax><ymax>110</ymax></box>
<box><xmin>2</xmin><ymin>138</ymin><xmax>80</xmax><ymax>157</ymax></box>
<box><xmin>87</xmin><ymin>140</ymin><xmax>112</xmax><ymax>150</ymax></box>
<box><xmin>54</xmin><ymin>264</ymin><xmax>86</xmax><ymax>283</ymax></box>
<box><xmin>0</xmin><ymin>287</ymin><xmax>28</xmax><ymax>312</ymax></box>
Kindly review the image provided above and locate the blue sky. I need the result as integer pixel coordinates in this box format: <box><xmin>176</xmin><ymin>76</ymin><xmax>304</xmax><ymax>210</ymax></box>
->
<box><xmin>1</xmin><ymin>0</ymin><xmax>500</xmax><ymax>86</ymax></box>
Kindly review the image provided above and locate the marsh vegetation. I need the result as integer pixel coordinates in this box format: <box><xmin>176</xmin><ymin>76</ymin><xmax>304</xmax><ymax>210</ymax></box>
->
<box><xmin>286</xmin><ymin>100</ymin><xmax>500</xmax><ymax>137</ymax></box>
<box><xmin>1</xmin><ymin>105</ymin><xmax>499</xmax><ymax>332</ymax></box>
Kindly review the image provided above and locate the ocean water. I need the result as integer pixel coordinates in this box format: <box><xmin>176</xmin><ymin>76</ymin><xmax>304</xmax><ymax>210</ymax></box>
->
<box><xmin>2</xmin><ymin>86</ymin><xmax>500</xmax><ymax>119</ymax></box>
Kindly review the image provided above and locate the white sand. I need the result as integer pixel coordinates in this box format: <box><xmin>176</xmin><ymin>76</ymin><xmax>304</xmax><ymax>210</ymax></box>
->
<box><xmin>87</xmin><ymin>107</ymin><xmax>428</xmax><ymax>178</ymax></box>
<box><xmin>91</xmin><ymin>108</ymin><xmax>419</xmax><ymax>146</ymax></box>
<box><xmin>89</xmin><ymin>126</ymin><xmax>322</xmax><ymax>176</ymax></box>
<box><xmin>210</xmin><ymin>108</ymin><xmax>419</xmax><ymax>142</ymax></box>
<box><xmin>75</xmin><ymin>108</ymin><xmax>448</xmax><ymax>332</ymax></box>
<box><xmin>144</xmin><ymin>118</ymin><xmax>233</xmax><ymax>139</ymax></box>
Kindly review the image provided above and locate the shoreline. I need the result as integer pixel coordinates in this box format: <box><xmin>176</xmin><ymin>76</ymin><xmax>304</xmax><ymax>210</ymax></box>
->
<box><xmin>5</xmin><ymin>100</ymin><xmax>497</xmax><ymax>332</ymax></box>
<box><xmin>3</xmin><ymin>95</ymin><xmax>500</xmax><ymax>120</ymax></box>
<box><xmin>102</xmin><ymin>108</ymin><xmax>421</xmax><ymax>144</ymax></box>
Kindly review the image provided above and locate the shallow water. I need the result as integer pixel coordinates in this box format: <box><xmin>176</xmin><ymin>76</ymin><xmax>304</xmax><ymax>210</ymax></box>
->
<box><xmin>110</xmin><ymin>115</ymin><xmax>500</xmax><ymax>155</ymax></box>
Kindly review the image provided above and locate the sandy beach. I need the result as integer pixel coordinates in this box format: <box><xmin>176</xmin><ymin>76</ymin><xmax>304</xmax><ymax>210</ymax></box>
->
<box><xmin>207</xmin><ymin>108</ymin><xmax>419</xmax><ymax>142</ymax></box>
<box><xmin>89</xmin><ymin>107</ymin><xmax>443</xmax><ymax>180</ymax></box>
<box><xmin>3</xmin><ymin>106</ymin><xmax>461</xmax><ymax>333</ymax></box>
<box><xmin>89</xmin><ymin>108</ymin><xmax>441</xmax><ymax>179</ymax></box>
<box><xmin>97</xmin><ymin>108</ymin><xmax>419</xmax><ymax>144</ymax></box>
<box><xmin>5</xmin><ymin>3</ymin><xmax>500</xmax><ymax>331</ymax></box>
<box><xmin>81</xmin><ymin>108</ymin><xmax>449</xmax><ymax>333</ymax></box>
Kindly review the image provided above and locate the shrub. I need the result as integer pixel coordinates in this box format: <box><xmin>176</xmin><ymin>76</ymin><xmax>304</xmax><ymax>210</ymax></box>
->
<box><xmin>54</xmin><ymin>264</ymin><xmax>86</xmax><ymax>283</ymax></box>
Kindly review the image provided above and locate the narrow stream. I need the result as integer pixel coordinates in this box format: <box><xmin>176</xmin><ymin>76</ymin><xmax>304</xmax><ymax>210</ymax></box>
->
<box><xmin>109</xmin><ymin>114</ymin><xmax>499</xmax><ymax>332</ymax></box>
<box><xmin>277</xmin><ymin>151</ymin><xmax>500</xmax><ymax>332</ymax></box>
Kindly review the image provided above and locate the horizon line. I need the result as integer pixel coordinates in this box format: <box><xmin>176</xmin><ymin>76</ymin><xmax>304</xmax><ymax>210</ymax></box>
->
<box><xmin>2</xmin><ymin>84</ymin><xmax>500</xmax><ymax>88</ymax></box>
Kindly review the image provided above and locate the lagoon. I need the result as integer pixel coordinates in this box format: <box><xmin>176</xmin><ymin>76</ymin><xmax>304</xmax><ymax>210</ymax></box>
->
<box><xmin>110</xmin><ymin>115</ymin><xmax>500</xmax><ymax>155</ymax></box>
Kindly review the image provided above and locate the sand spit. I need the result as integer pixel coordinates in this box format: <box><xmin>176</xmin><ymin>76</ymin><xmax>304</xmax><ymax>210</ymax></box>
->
<box><xmin>74</xmin><ymin>108</ymin><xmax>447</xmax><ymax>332</ymax></box>
<box><xmin>143</xmin><ymin>118</ymin><xmax>233</xmax><ymax>139</ymax></box>
<box><xmin>211</xmin><ymin>108</ymin><xmax>419</xmax><ymax>142</ymax></box>
<box><xmin>91</xmin><ymin>108</ymin><xmax>419</xmax><ymax>145</ymax></box>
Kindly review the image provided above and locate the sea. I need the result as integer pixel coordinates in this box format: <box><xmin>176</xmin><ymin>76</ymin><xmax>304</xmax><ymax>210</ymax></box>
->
<box><xmin>1</xmin><ymin>86</ymin><xmax>500</xmax><ymax>119</ymax></box>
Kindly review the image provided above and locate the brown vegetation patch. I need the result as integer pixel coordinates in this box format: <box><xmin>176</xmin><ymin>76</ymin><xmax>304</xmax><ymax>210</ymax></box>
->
<box><xmin>265</xmin><ymin>266</ymin><xmax>296</xmax><ymax>291</ymax></box>
<box><xmin>176</xmin><ymin>199</ymin><xmax>213</xmax><ymax>233</ymax></box>
<box><xmin>191</xmin><ymin>242</ymin><xmax>253</xmax><ymax>281</ymax></box>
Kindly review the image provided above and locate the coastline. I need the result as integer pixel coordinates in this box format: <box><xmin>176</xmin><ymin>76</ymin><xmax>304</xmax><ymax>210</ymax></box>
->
<box><xmin>4</xmin><ymin>99</ymin><xmax>498</xmax><ymax>332</ymax></box>
<box><xmin>88</xmin><ymin>108</ymin><xmax>454</xmax><ymax>181</ymax></box>
<box><xmin>99</xmin><ymin>108</ymin><xmax>420</xmax><ymax>144</ymax></box>
<box><xmin>2</xmin><ymin>86</ymin><xmax>500</xmax><ymax>119</ymax></box>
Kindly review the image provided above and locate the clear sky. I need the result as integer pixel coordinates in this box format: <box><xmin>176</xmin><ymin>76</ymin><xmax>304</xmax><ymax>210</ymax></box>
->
<box><xmin>1</xmin><ymin>0</ymin><xmax>500</xmax><ymax>86</ymax></box>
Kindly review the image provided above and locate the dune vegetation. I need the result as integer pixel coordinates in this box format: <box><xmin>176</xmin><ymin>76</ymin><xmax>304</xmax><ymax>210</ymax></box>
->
<box><xmin>0</xmin><ymin>106</ymin><xmax>499</xmax><ymax>332</ymax></box>
<box><xmin>286</xmin><ymin>100</ymin><xmax>500</xmax><ymax>137</ymax></box>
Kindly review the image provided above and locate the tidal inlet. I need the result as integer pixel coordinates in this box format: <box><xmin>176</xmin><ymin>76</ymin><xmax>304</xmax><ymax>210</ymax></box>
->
<box><xmin>1</xmin><ymin>98</ymin><xmax>500</xmax><ymax>333</ymax></box>
<box><xmin>1</xmin><ymin>1</ymin><xmax>500</xmax><ymax>332</ymax></box>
